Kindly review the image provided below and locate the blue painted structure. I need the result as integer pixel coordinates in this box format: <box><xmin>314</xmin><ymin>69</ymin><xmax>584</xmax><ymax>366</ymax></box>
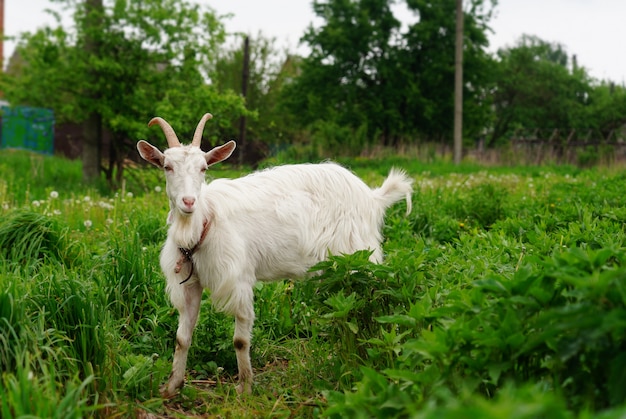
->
<box><xmin>0</xmin><ymin>106</ymin><xmax>55</xmax><ymax>155</ymax></box>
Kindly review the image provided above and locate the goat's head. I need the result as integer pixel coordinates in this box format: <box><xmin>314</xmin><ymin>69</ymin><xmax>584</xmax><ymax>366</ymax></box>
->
<box><xmin>137</xmin><ymin>113</ymin><xmax>236</xmax><ymax>216</ymax></box>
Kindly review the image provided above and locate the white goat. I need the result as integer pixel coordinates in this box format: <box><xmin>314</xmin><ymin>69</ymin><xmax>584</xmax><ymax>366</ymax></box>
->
<box><xmin>136</xmin><ymin>113</ymin><xmax>413</xmax><ymax>396</ymax></box>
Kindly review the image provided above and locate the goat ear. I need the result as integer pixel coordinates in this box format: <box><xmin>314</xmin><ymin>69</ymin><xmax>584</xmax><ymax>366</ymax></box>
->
<box><xmin>137</xmin><ymin>140</ymin><xmax>165</xmax><ymax>168</ymax></box>
<box><xmin>205</xmin><ymin>140</ymin><xmax>236</xmax><ymax>166</ymax></box>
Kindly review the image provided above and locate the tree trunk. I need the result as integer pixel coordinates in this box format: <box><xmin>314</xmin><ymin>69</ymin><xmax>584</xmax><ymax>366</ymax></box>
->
<box><xmin>82</xmin><ymin>112</ymin><xmax>102</xmax><ymax>181</ymax></box>
<box><xmin>82</xmin><ymin>0</ymin><xmax>104</xmax><ymax>182</ymax></box>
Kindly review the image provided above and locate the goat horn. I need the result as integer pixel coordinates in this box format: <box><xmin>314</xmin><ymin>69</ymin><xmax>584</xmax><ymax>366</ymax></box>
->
<box><xmin>191</xmin><ymin>113</ymin><xmax>213</xmax><ymax>148</ymax></box>
<box><xmin>148</xmin><ymin>117</ymin><xmax>181</xmax><ymax>148</ymax></box>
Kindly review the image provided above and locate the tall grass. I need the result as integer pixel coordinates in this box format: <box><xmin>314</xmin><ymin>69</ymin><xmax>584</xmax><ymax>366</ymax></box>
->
<box><xmin>0</xmin><ymin>149</ymin><xmax>625</xmax><ymax>417</ymax></box>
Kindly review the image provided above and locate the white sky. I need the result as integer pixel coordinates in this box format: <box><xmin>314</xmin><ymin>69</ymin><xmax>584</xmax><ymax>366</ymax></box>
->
<box><xmin>4</xmin><ymin>0</ymin><xmax>626</xmax><ymax>84</ymax></box>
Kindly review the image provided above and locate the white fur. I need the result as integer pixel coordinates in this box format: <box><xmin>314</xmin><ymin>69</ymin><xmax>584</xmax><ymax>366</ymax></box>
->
<box><xmin>137</xmin><ymin>134</ymin><xmax>413</xmax><ymax>396</ymax></box>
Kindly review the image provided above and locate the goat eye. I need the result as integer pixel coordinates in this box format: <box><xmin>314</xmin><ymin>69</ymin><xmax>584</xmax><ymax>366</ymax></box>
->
<box><xmin>164</xmin><ymin>166</ymin><xmax>173</xmax><ymax>172</ymax></box>
<box><xmin>201</xmin><ymin>167</ymin><xmax>207</xmax><ymax>173</ymax></box>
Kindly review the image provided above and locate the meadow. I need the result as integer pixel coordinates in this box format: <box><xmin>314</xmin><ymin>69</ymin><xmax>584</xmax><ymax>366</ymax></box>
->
<box><xmin>1</xmin><ymin>148</ymin><xmax>625</xmax><ymax>418</ymax></box>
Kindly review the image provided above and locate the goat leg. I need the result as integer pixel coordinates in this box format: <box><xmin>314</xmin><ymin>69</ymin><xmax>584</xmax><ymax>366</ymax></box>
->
<box><xmin>161</xmin><ymin>280</ymin><xmax>202</xmax><ymax>398</ymax></box>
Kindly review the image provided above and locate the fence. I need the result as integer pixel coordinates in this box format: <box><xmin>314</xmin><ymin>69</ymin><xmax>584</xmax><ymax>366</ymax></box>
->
<box><xmin>508</xmin><ymin>128</ymin><xmax>626</xmax><ymax>165</ymax></box>
<box><xmin>0</xmin><ymin>106</ymin><xmax>55</xmax><ymax>155</ymax></box>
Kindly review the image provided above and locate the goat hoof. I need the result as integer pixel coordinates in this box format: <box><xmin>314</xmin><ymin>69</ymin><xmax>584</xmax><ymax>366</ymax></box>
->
<box><xmin>160</xmin><ymin>382</ymin><xmax>182</xmax><ymax>399</ymax></box>
<box><xmin>236</xmin><ymin>381</ymin><xmax>252</xmax><ymax>395</ymax></box>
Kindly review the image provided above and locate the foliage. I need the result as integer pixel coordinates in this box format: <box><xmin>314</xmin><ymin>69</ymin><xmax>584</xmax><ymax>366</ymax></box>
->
<box><xmin>489</xmin><ymin>35</ymin><xmax>592</xmax><ymax>146</ymax></box>
<box><xmin>281</xmin><ymin>0</ymin><xmax>496</xmax><ymax>148</ymax></box>
<box><xmin>278</xmin><ymin>1</ymin><xmax>626</xmax><ymax>152</ymax></box>
<box><xmin>4</xmin><ymin>0</ymin><xmax>626</xmax><ymax>172</ymax></box>
<box><xmin>0</xmin><ymin>209</ymin><xmax>71</xmax><ymax>265</ymax></box>
<box><xmin>213</xmin><ymin>33</ymin><xmax>301</xmax><ymax>152</ymax></box>
<box><xmin>2</xmin><ymin>149</ymin><xmax>626</xmax><ymax>417</ymax></box>
<box><xmin>1</xmin><ymin>0</ymin><xmax>247</xmax><ymax>183</ymax></box>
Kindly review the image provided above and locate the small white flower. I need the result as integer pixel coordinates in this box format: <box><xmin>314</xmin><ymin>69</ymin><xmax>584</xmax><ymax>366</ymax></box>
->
<box><xmin>106</xmin><ymin>218</ymin><xmax>114</xmax><ymax>225</ymax></box>
<box><xmin>32</xmin><ymin>200</ymin><xmax>41</xmax><ymax>207</ymax></box>
<box><xmin>83</xmin><ymin>196</ymin><xmax>91</xmax><ymax>202</ymax></box>
<box><xmin>84</xmin><ymin>220</ymin><xmax>93</xmax><ymax>229</ymax></box>
<box><xmin>53</xmin><ymin>210</ymin><xmax>62</xmax><ymax>215</ymax></box>
<box><xmin>50</xmin><ymin>191</ymin><xmax>59</xmax><ymax>199</ymax></box>
<box><xmin>154</xmin><ymin>186</ymin><xmax>162</xmax><ymax>193</ymax></box>
<box><xmin>126</xmin><ymin>192</ymin><xmax>133</xmax><ymax>198</ymax></box>
<box><xmin>142</xmin><ymin>246</ymin><xmax>147</xmax><ymax>252</ymax></box>
<box><xmin>2</xmin><ymin>203</ymin><xmax>9</xmax><ymax>210</ymax></box>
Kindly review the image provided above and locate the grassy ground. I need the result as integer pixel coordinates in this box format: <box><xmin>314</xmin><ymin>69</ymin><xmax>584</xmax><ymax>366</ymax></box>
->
<box><xmin>1</xmin><ymin>149</ymin><xmax>626</xmax><ymax>418</ymax></box>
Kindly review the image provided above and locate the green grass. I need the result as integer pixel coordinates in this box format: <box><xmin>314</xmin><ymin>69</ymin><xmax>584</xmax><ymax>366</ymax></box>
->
<box><xmin>1</xmin><ymin>149</ymin><xmax>625</xmax><ymax>417</ymax></box>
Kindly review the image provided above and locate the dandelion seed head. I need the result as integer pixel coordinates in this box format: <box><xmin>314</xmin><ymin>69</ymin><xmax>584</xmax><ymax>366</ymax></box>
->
<box><xmin>154</xmin><ymin>186</ymin><xmax>162</xmax><ymax>193</ymax></box>
<box><xmin>84</xmin><ymin>220</ymin><xmax>93</xmax><ymax>229</ymax></box>
<box><xmin>126</xmin><ymin>192</ymin><xmax>134</xmax><ymax>198</ymax></box>
<box><xmin>32</xmin><ymin>200</ymin><xmax>41</xmax><ymax>207</ymax></box>
<box><xmin>83</xmin><ymin>196</ymin><xmax>91</xmax><ymax>202</ymax></box>
<box><xmin>98</xmin><ymin>201</ymin><xmax>114</xmax><ymax>210</ymax></box>
<box><xmin>50</xmin><ymin>191</ymin><xmax>59</xmax><ymax>199</ymax></box>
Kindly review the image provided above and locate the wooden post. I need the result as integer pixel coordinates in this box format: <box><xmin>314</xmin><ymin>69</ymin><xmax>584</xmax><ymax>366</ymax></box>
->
<box><xmin>238</xmin><ymin>36</ymin><xmax>249</xmax><ymax>166</ymax></box>
<box><xmin>0</xmin><ymin>0</ymin><xmax>4</xmax><ymax>72</ymax></box>
<box><xmin>453</xmin><ymin>0</ymin><xmax>464</xmax><ymax>165</ymax></box>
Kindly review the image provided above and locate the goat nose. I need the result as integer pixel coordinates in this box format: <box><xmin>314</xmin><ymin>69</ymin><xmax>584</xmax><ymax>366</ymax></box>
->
<box><xmin>182</xmin><ymin>197</ymin><xmax>196</xmax><ymax>208</ymax></box>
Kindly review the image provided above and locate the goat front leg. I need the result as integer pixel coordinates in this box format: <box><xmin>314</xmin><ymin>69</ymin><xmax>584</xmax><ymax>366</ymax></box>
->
<box><xmin>232</xmin><ymin>284</ymin><xmax>255</xmax><ymax>394</ymax></box>
<box><xmin>161</xmin><ymin>280</ymin><xmax>203</xmax><ymax>398</ymax></box>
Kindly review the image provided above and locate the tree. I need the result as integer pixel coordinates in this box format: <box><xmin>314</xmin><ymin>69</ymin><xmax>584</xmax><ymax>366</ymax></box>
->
<box><xmin>291</xmin><ymin>0</ymin><xmax>403</xmax><ymax>149</ymax></box>
<box><xmin>81</xmin><ymin>0</ymin><xmax>104</xmax><ymax>181</ymax></box>
<box><xmin>488</xmin><ymin>35</ymin><xmax>591</xmax><ymax>146</ymax></box>
<box><xmin>400</xmin><ymin>0</ymin><xmax>495</xmax><ymax>144</ymax></box>
<box><xmin>1</xmin><ymin>0</ymin><xmax>247</xmax><ymax>184</ymax></box>
<box><xmin>212</xmin><ymin>32</ymin><xmax>299</xmax><ymax>155</ymax></box>
<box><xmin>280</xmin><ymin>0</ymin><xmax>496</xmax><ymax>153</ymax></box>
<box><xmin>571</xmin><ymin>81</ymin><xmax>626</xmax><ymax>140</ymax></box>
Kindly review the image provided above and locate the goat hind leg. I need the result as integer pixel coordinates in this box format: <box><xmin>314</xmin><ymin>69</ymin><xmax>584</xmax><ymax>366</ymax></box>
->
<box><xmin>232</xmin><ymin>285</ymin><xmax>255</xmax><ymax>394</ymax></box>
<box><xmin>161</xmin><ymin>280</ymin><xmax>203</xmax><ymax>398</ymax></box>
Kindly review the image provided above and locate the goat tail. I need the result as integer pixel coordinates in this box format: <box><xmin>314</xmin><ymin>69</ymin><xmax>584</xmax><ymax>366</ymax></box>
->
<box><xmin>373</xmin><ymin>168</ymin><xmax>414</xmax><ymax>215</ymax></box>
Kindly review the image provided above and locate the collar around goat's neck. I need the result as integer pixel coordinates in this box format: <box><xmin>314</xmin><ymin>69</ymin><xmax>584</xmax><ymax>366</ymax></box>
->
<box><xmin>193</xmin><ymin>218</ymin><xmax>211</xmax><ymax>249</ymax></box>
<box><xmin>176</xmin><ymin>218</ymin><xmax>211</xmax><ymax>285</ymax></box>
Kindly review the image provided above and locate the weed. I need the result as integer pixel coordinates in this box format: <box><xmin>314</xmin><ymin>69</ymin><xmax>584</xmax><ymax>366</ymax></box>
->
<box><xmin>1</xmin><ymin>151</ymin><xmax>626</xmax><ymax>417</ymax></box>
